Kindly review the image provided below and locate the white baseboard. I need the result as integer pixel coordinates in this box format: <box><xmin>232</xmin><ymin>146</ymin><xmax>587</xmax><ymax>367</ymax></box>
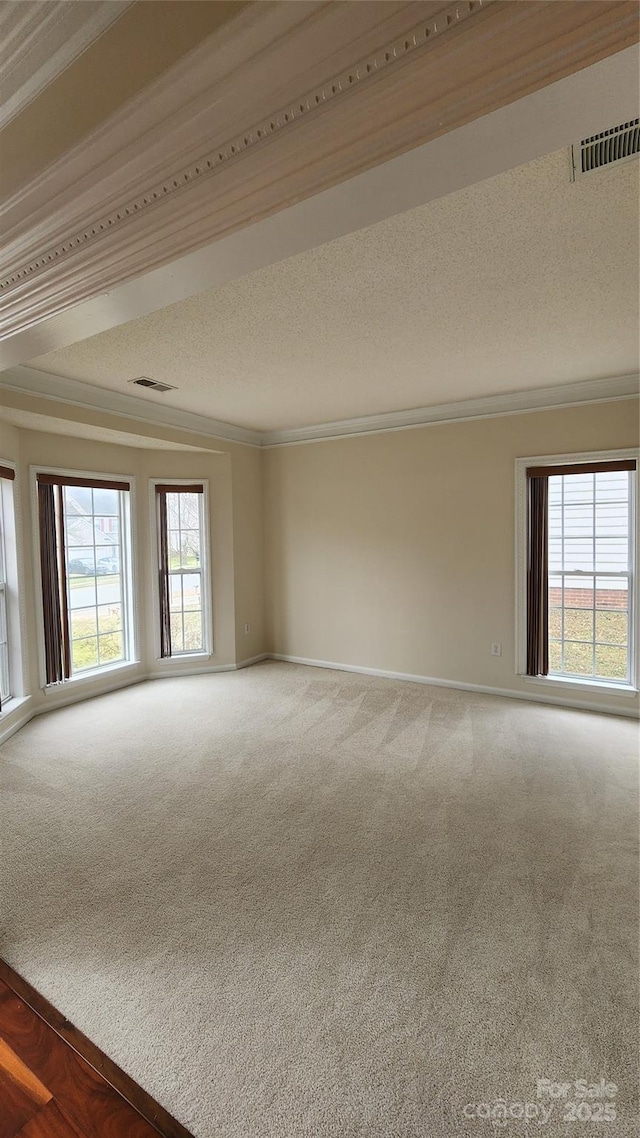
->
<box><xmin>268</xmin><ymin>654</ymin><xmax>639</xmax><ymax>718</ymax></box>
<box><xmin>2</xmin><ymin>650</ymin><xmax>635</xmax><ymax>747</ymax></box>
<box><xmin>236</xmin><ymin>653</ymin><xmax>269</xmax><ymax>669</ymax></box>
<box><xmin>147</xmin><ymin>653</ymin><xmax>268</xmax><ymax>680</ymax></box>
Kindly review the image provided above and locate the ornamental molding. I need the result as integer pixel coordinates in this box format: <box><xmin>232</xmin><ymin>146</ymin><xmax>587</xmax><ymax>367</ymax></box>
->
<box><xmin>0</xmin><ymin>0</ymin><xmax>638</xmax><ymax>347</ymax></box>
<box><xmin>0</xmin><ymin>0</ymin><xmax>488</xmax><ymax>295</ymax></box>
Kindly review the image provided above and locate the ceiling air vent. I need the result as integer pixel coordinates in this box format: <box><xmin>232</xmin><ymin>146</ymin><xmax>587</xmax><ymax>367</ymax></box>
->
<box><xmin>571</xmin><ymin>118</ymin><xmax>639</xmax><ymax>180</ymax></box>
<box><xmin>129</xmin><ymin>377</ymin><xmax>175</xmax><ymax>393</ymax></box>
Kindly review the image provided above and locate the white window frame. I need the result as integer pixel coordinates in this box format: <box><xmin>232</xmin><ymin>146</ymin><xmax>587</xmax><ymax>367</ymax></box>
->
<box><xmin>515</xmin><ymin>448</ymin><xmax>639</xmax><ymax>696</ymax></box>
<box><xmin>0</xmin><ymin>462</ymin><xmax>26</xmax><ymax>712</ymax></box>
<box><xmin>149</xmin><ymin>478</ymin><xmax>213</xmax><ymax>662</ymax></box>
<box><xmin>31</xmin><ymin>466</ymin><xmax>139</xmax><ymax>691</ymax></box>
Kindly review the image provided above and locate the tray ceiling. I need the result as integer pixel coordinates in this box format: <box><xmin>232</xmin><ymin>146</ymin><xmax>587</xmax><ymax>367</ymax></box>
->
<box><xmin>25</xmin><ymin>147</ymin><xmax>639</xmax><ymax>433</ymax></box>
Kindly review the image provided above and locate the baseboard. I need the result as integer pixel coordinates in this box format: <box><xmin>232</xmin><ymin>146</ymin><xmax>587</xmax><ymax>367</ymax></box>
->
<box><xmin>235</xmin><ymin>653</ymin><xmax>269</xmax><ymax>669</ymax></box>
<box><xmin>147</xmin><ymin>654</ymin><xmax>268</xmax><ymax>680</ymax></box>
<box><xmin>268</xmin><ymin>654</ymin><xmax>639</xmax><ymax>718</ymax></box>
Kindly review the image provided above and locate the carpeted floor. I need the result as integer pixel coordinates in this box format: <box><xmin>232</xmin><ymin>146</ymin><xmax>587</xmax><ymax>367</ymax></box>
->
<box><xmin>1</xmin><ymin>661</ymin><xmax>638</xmax><ymax>1137</ymax></box>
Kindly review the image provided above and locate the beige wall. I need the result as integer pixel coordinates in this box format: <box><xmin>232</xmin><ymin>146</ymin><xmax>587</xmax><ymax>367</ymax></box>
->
<box><xmin>1</xmin><ymin>395</ymin><xmax>639</xmax><ymax>727</ymax></box>
<box><xmin>264</xmin><ymin>399</ymin><xmax>640</xmax><ymax>715</ymax></box>
<box><xmin>0</xmin><ymin>408</ymin><xmax>265</xmax><ymax>720</ymax></box>
<box><xmin>230</xmin><ymin>445</ymin><xmax>265</xmax><ymax>663</ymax></box>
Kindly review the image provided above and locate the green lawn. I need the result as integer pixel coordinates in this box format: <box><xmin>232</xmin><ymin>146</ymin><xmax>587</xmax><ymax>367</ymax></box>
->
<box><xmin>549</xmin><ymin>606</ymin><xmax>628</xmax><ymax>679</ymax></box>
<box><xmin>71</xmin><ymin>611</ymin><xmax>123</xmax><ymax>671</ymax></box>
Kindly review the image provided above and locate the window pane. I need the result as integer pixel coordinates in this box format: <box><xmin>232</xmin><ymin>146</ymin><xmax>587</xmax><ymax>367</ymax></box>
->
<box><xmin>548</xmin><ymin>640</ymin><xmax>562</xmax><ymax>672</ymax></box>
<box><xmin>595</xmin><ymin>610</ymin><xmax>627</xmax><ymax>645</ymax></box>
<box><xmin>562</xmin><ymin>538</ymin><xmax>594</xmax><ymax>572</ymax></box>
<box><xmin>97</xmin><ymin>604</ymin><xmax>122</xmax><ymax>634</ymax></box>
<box><xmin>169</xmin><ymin>532</ymin><xmax>181</xmax><ymax>570</ymax></box>
<box><xmin>595</xmin><ymin>471</ymin><xmax>629</xmax><ymax>501</ymax></box>
<box><xmin>67</xmin><ymin>547</ymin><xmax>95</xmax><ymax>575</ymax></box>
<box><xmin>96</xmin><ymin>576</ymin><xmax>121</xmax><ymax>606</ymax></box>
<box><xmin>563</xmin><ymin>642</ymin><xmax>593</xmax><ymax>676</ymax></box>
<box><xmin>69</xmin><ymin>578</ymin><xmax>96</xmax><ymax>609</ymax></box>
<box><xmin>93</xmin><ymin>487</ymin><xmax>119</xmax><ymax>515</ymax></box>
<box><xmin>70</xmin><ymin>607</ymin><xmax>97</xmax><ymax>640</ymax></box>
<box><xmin>72</xmin><ymin>637</ymin><xmax>99</xmax><ymax>671</ymax></box>
<box><xmin>595</xmin><ymin>537</ymin><xmax>628</xmax><ymax>573</ymax></box>
<box><xmin>65</xmin><ymin>485</ymin><xmax>92</xmax><ymax>514</ymax></box>
<box><xmin>183</xmin><ymin>610</ymin><xmax>203</xmax><ymax>651</ymax></box>
<box><xmin>548</xmin><ymin>538</ymin><xmax>562</xmax><ymax>572</ymax></box>
<box><xmin>549</xmin><ymin>609</ymin><xmax>562</xmax><ymax>638</ymax></box>
<box><xmin>562</xmin><ymin>575</ymin><xmax>594</xmax><ymax>607</ymax></box>
<box><xmin>180</xmin><ymin>530</ymin><xmax>200</xmax><ymax>568</ymax></box>
<box><xmin>99</xmin><ymin>632</ymin><xmax>124</xmax><ymax>664</ymax></box>
<box><xmin>182</xmin><ymin>573</ymin><xmax>201</xmax><ymax>610</ymax></box>
<box><xmin>170</xmin><ymin>610</ymin><xmax>184</xmax><ymax>653</ymax></box>
<box><xmin>563</xmin><ymin>474</ymin><xmax>594</xmax><ymax>503</ymax></box>
<box><xmin>594</xmin><ymin>645</ymin><xmax>627</xmax><ymax>681</ymax></box>
<box><xmin>596</xmin><ymin>576</ymin><xmax>628</xmax><ymax>610</ymax></box>
<box><xmin>563</xmin><ymin>609</ymin><xmax>592</xmax><ymax>641</ymax></box>
<box><xmin>180</xmin><ymin>493</ymin><xmax>200</xmax><ymax>528</ymax></box>
<box><xmin>169</xmin><ymin>576</ymin><xmax>183</xmax><ymax>611</ymax></box>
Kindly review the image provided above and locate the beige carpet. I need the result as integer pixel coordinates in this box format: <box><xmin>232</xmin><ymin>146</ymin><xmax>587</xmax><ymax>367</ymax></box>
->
<box><xmin>1</xmin><ymin>661</ymin><xmax>638</xmax><ymax>1137</ymax></box>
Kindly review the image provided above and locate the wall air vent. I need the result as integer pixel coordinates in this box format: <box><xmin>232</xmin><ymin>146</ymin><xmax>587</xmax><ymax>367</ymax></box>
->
<box><xmin>571</xmin><ymin>118</ymin><xmax>639</xmax><ymax>180</ymax></box>
<box><xmin>129</xmin><ymin>377</ymin><xmax>175</xmax><ymax>393</ymax></box>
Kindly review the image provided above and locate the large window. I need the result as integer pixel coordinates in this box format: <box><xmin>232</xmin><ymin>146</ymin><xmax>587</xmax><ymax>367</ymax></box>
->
<box><xmin>548</xmin><ymin>468</ymin><xmax>632</xmax><ymax>683</ymax></box>
<box><xmin>518</xmin><ymin>452</ymin><xmax>637</xmax><ymax>691</ymax></box>
<box><xmin>154</xmin><ymin>483</ymin><xmax>209</xmax><ymax>658</ymax></box>
<box><xmin>36</xmin><ymin>472</ymin><xmax>134</xmax><ymax>684</ymax></box>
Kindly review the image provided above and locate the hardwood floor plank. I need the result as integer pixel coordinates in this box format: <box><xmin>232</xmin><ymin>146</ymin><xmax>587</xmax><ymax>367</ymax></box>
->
<box><xmin>17</xmin><ymin>1101</ymin><xmax>87</xmax><ymax>1138</ymax></box>
<box><xmin>0</xmin><ymin>983</ymin><xmax>156</xmax><ymax>1138</ymax></box>
<box><xmin>0</xmin><ymin>974</ymin><xmax>191</xmax><ymax>1138</ymax></box>
<box><xmin>0</xmin><ymin>1065</ymin><xmax>42</xmax><ymax>1138</ymax></box>
<box><xmin>0</xmin><ymin>964</ymin><xmax>192</xmax><ymax>1138</ymax></box>
<box><xmin>0</xmin><ymin>1037</ymin><xmax>52</xmax><ymax>1105</ymax></box>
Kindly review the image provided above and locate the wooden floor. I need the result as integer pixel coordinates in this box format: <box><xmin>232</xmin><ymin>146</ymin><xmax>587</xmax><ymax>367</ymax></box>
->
<box><xmin>0</xmin><ymin>961</ymin><xmax>193</xmax><ymax>1138</ymax></box>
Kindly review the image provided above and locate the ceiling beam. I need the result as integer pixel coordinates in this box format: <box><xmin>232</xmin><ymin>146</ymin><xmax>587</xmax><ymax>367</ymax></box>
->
<box><xmin>0</xmin><ymin>0</ymin><xmax>637</xmax><ymax>354</ymax></box>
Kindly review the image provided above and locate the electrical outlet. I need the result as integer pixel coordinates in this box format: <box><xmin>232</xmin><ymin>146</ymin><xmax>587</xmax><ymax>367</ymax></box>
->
<box><xmin>244</xmin><ymin>623</ymin><xmax>251</xmax><ymax>636</ymax></box>
<box><xmin>491</xmin><ymin>642</ymin><xmax>502</xmax><ymax>657</ymax></box>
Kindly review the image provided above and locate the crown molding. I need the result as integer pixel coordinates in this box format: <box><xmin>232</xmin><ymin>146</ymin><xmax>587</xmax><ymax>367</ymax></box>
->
<box><xmin>260</xmin><ymin>375</ymin><xmax>640</xmax><ymax>447</ymax></box>
<box><xmin>1</xmin><ymin>0</ymin><xmax>637</xmax><ymax>345</ymax></box>
<box><xmin>0</xmin><ymin>366</ymin><xmax>262</xmax><ymax>449</ymax></box>
<box><xmin>2</xmin><ymin>366</ymin><xmax>637</xmax><ymax>451</ymax></box>
<box><xmin>0</xmin><ymin>0</ymin><xmax>487</xmax><ymax>294</ymax></box>
<box><xmin>0</xmin><ymin>1</ymin><xmax>131</xmax><ymax>132</ymax></box>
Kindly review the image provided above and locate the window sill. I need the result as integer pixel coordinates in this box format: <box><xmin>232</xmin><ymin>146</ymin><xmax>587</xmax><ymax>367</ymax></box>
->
<box><xmin>522</xmin><ymin>674</ymin><xmax>638</xmax><ymax>698</ymax></box>
<box><xmin>154</xmin><ymin>652</ymin><xmax>212</xmax><ymax>664</ymax></box>
<box><xmin>0</xmin><ymin>694</ymin><xmax>31</xmax><ymax>720</ymax></box>
<box><xmin>44</xmin><ymin>660</ymin><xmax>141</xmax><ymax>695</ymax></box>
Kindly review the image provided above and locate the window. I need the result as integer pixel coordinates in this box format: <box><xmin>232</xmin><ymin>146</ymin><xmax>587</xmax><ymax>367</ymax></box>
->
<box><xmin>154</xmin><ymin>483</ymin><xmax>210</xmax><ymax>658</ymax></box>
<box><xmin>0</xmin><ymin>464</ymin><xmax>16</xmax><ymax>708</ymax></box>
<box><xmin>36</xmin><ymin>472</ymin><xmax>134</xmax><ymax>684</ymax></box>
<box><xmin>518</xmin><ymin>452</ymin><xmax>638</xmax><ymax>691</ymax></box>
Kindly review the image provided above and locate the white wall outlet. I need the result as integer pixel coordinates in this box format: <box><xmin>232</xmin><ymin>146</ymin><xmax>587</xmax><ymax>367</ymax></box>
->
<box><xmin>491</xmin><ymin>642</ymin><xmax>502</xmax><ymax>657</ymax></box>
<box><xmin>244</xmin><ymin>623</ymin><xmax>251</xmax><ymax>636</ymax></box>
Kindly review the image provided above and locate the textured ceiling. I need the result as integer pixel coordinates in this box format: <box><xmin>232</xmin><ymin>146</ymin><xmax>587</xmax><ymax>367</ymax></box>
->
<box><xmin>28</xmin><ymin>147</ymin><xmax>639</xmax><ymax>432</ymax></box>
